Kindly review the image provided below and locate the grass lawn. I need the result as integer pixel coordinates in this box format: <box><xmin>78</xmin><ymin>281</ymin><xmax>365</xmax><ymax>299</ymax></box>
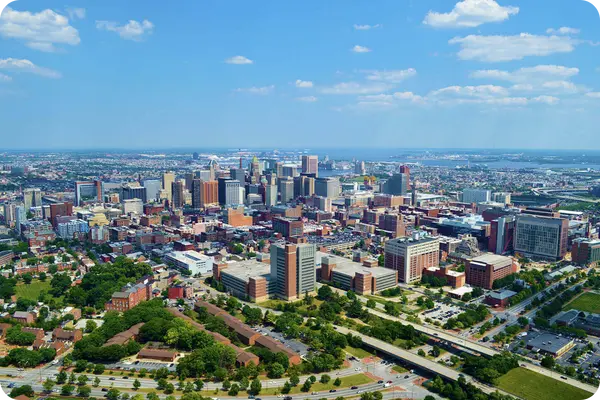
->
<box><xmin>15</xmin><ymin>280</ymin><xmax>51</xmax><ymax>300</ymax></box>
<box><xmin>392</xmin><ymin>365</ymin><xmax>408</xmax><ymax>373</ymax></box>
<box><xmin>345</xmin><ymin>345</ymin><xmax>374</xmax><ymax>359</ymax></box>
<box><xmin>564</xmin><ymin>292</ymin><xmax>600</xmax><ymax>314</ymax></box>
<box><xmin>497</xmin><ymin>368</ymin><xmax>593</xmax><ymax>400</ymax></box>
<box><xmin>261</xmin><ymin>374</ymin><xmax>374</xmax><ymax>395</ymax></box>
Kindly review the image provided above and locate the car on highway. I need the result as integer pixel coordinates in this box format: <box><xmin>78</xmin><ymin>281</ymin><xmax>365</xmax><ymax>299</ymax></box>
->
<box><xmin>102</xmin><ymin>388</ymin><xmax>108</xmax><ymax>392</ymax></box>
<box><xmin>377</xmin><ymin>380</ymin><xmax>384</xmax><ymax>384</ymax></box>
<box><xmin>329</xmin><ymin>389</ymin><xmax>336</xmax><ymax>393</ymax></box>
<box><xmin>351</xmin><ymin>386</ymin><xmax>358</xmax><ymax>390</ymax></box>
<box><xmin>109</xmin><ymin>378</ymin><xmax>116</xmax><ymax>381</ymax></box>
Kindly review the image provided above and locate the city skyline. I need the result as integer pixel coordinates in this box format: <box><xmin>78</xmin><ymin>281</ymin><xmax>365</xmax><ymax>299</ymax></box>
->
<box><xmin>1</xmin><ymin>0</ymin><xmax>600</xmax><ymax>149</ymax></box>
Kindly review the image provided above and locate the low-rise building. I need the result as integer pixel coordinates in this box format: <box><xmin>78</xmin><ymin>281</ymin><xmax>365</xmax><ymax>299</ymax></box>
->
<box><xmin>52</xmin><ymin>328</ymin><xmax>83</xmax><ymax>343</ymax></box>
<box><xmin>466</xmin><ymin>253</ymin><xmax>518</xmax><ymax>289</ymax></box>
<box><xmin>485</xmin><ymin>289</ymin><xmax>517</xmax><ymax>307</ymax></box>
<box><xmin>137</xmin><ymin>347</ymin><xmax>177</xmax><ymax>362</ymax></box>
<box><xmin>12</xmin><ymin>311</ymin><xmax>35</xmax><ymax>325</ymax></box>
<box><xmin>525</xmin><ymin>332</ymin><xmax>575</xmax><ymax>358</ymax></box>
<box><xmin>215</xmin><ymin>260</ymin><xmax>274</xmax><ymax>302</ymax></box>
<box><xmin>165</xmin><ymin>250</ymin><xmax>214</xmax><ymax>275</ymax></box>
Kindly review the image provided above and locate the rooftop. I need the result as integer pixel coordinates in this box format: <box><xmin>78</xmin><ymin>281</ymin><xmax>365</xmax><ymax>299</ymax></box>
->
<box><xmin>526</xmin><ymin>332</ymin><xmax>574</xmax><ymax>354</ymax></box>
<box><xmin>316</xmin><ymin>251</ymin><xmax>396</xmax><ymax>278</ymax></box>
<box><xmin>221</xmin><ymin>259</ymin><xmax>271</xmax><ymax>283</ymax></box>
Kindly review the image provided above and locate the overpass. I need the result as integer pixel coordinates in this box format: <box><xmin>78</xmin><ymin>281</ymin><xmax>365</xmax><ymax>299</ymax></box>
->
<box><xmin>334</xmin><ymin>326</ymin><xmax>516</xmax><ymax>398</ymax></box>
<box><xmin>367</xmin><ymin>308</ymin><xmax>500</xmax><ymax>357</ymax></box>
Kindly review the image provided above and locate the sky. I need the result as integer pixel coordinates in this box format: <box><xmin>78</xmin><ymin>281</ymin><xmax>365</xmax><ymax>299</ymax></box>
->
<box><xmin>1</xmin><ymin>0</ymin><xmax>600</xmax><ymax>150</ymax></box>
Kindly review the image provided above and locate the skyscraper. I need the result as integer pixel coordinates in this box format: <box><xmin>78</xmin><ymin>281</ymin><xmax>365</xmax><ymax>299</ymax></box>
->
<box><xmin>315</xmin><ymin>177</ymin><xmax>340</xmax><ymax>199</ymax></box>
<box><xmin>230</xmin><ymin>168</ymin><xmax>245</xmax><ymax>183</ymax></box>
<box><xmin>3</xmin><ymin>203</ymin><xmax>16</xmax><ymax>227</ymax></box>
<box><xmin>302</xmin><ymin>155</ymin><xmax>318</xmax><ymax>176</ymax></box>
<box><xmin>461</xmin><ymin>189</ymin><xmax>491</xmax><ymax>204</ymax></box>
<box><xmin>384</xmin><ymin>234</ymin><xmax>441</xmax><ymax>283</ymax></box>
<box><xmin>143</xmin><ymin>179</ymin><xmax>161</xmax><ymax>202</ymax></box>
<box><xmin>171</xmin><ymin>181</ymin><xmax>185</xmax><ymax>208</ymax></box>
<box><xmin>15</xmin><ymin>205</ymin><xmax>25</xmax><ymax>235</ymax></box>
<box><xmin>265</xmin><ymin>184</ymin><xmax>278</xmax><ymax>207</ymax></box>
<box><xmin>354</xmin><ymin>161</ymin><xmax>366</xmax><ymax>175</ymax></box>
<box><xmin>218</xmin><ymin>178</ymin><xmax>241</xmax><ymax>206</ymax></box>
<box><xmin>270</xmin><ymin>242</ymin><xmax>316</xmax><ymax>300</ymax></box>
<box><xmin>383</xmin><ymin>173</ymin><xmax>408</xmax><ymax>196</ymax></box>
<box><xmin>200</xmin><ymin>180</ymin><xmax>219</xmax><ymax>207</ymax></box>
<box><xmin>279</xmin><ymin>177</ymin><xmax>294</xmax><ymax>203</ymax></box>
<box><xmin>121</xmin><ymin>184</ymin><xmax>147</xmax><ymax>203</ymax></box>
<box><xmin>75</xmin><ymin>181</ymin><xmax>103</xmax><ymax>206</ymax></box>
<box><xmin>399</xmin><ymin>165</ymin><xmax>411</xmax><ymax>190</ymax></box>
<box><xmin>23</xmin><ymin>188</ymin><xmax>42</xmax><ymax>211</ymax></box>
<box><xmin>162</xmin><ymin>172</ymin><xmax>175</xmax><ymax>202</ymax></box>
<box><xmin>514</xmin><ymin>214</ymin><xmax>568</xmax><ymax>261</ymax></box>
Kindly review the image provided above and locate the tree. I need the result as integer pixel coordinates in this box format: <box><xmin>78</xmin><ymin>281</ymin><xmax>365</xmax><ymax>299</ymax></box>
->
<box><xmin>78</xmin><ymin>385</ymin><xmax>92</xmax><ymax>397</ymax></box>
<box><xmin>93</xmin><ymin>377</ymin><xmax>101</xmax><ymax>387</ymax></box>
<box><xmin>85</xmin><ymin>320</ymin><xmax>97</xmax><ymax>333</ymax></box>
<box><xmin>106</xmin><ymin>388</ymin><xmax>121</xmax><ymax>400</ymax></box>
<box><xmin>320</xmin><ymin>374</ymin><xmax>331</xmax><ymax>384</ymax></box>
<box><xmin>61</xmin><ymin>384</ymin><xmax>75</xmax><ymax>396</ymax></box>
<box><xmin>418</xmin><ymin>349</ymin><xmax>426</xmax><ymax>357</ymax></box>
<box><xmin>69</xmin><ymin>372</ymin><xmax>77</xmax><ymax>384</ymax></box>
<box><xmin>39</xmin><ymin>272</ymin><xmax>47</xmax><ymax>282</ymax></box>
<box><xmin>317</xmin><ymin>285</ymin><xmax>333</xmax><ymax>301</ymax></box>
<box><xmin>301</xmin><ymin>380</ymin><xmax>312</xmax><ymax>392</ymax></box>
<box><xmin>133</xmin><ymin>379</ymin><xmax>141</xmax><ymax>390</ymax></box>
<box><xmin>366</xmin><ymin>299</ymin><xmax>377</xmax><ymax>309</ymax></box>
<box><xmin>290</xmin><ymin>373</ymin><xmax>300</xmax><ymax>386</ymax></box>
<box><xmin>250</xmin><ymin>378</ymin><xmax>262</xmax><ymax>395</ymax></box>
<box><xmin>164</xmin><ymin>383</ymin><xmax>175</xmax><ymax>394</ymax></box>
<box><xmin>22</xmin><ymin>273</ymin><xmax>33</xmax><ymax>284</ymax></box>
<box><xmin>93</xmin><ymin>364</ymin><xmax>105</xmax><ymax>374</ymax></box>
<box><xmin>333</xmin><ymin>378</ymin><xmax>342</xmax><ymax>386</ymax></box>
<box><xmin>10</xmin><ymin>385</ymin><xmax>34</xmax><ymax>398</ymax></box>
<box><xmin>43</xmin><ymin>378</ymin><xmax>56</xmax><ymax>393</ymax></box>
<box><xmin>228</xmin><ymin>383</ymin><xmax>240</xmax><ymax>396</ymax></box>
<box><xmin>268</xmin><ymin>362</ymin><xmax>286</xmax><ymax>379</ymax></box>
<box><xmin>77</xmin><ymin>374</ymin><xmax>89</xmax><ymax>386</ymax></box>
<box><xmin>194</xmin><ymin>379</ymin><xmax>204</xmax><ymax>391</ymax></box>
<box><xmin>146</xmin><ymin>392</ymin><xmax>160</xmax><ymax>400</ymax></box>
<box><xmin>56</xmin><ymin>370</ymin><xmax>67</xmax><ymax>384</ymax></box>
<box><xmin>541</xmin><ymin>356</ymin><xmax>556</xmax><ymax>369</ymax></box>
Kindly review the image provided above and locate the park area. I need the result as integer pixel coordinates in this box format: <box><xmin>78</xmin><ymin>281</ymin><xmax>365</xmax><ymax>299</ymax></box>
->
<box><xmin>497</xmin><ymin>368</ymin><xmax>593</xmax><ymax>400</ymax></box>
<box><xmin>564</xmin><ymin>292</ymin><xmax>600</xmax><ymax>314</ymax></box>
<box><xmin>15</xmin><ymin>280</ymin><xmax>51</xmax><ymax>301</ymax></box>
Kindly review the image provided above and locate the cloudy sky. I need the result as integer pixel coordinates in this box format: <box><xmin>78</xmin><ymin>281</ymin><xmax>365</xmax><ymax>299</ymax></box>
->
<box><xmin>1</xmin><ymin>0</ymin><xmax>599</xmax><ymax>150</ymax></box>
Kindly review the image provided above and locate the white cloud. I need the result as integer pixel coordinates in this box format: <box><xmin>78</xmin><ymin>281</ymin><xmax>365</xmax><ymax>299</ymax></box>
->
<box><xmin>0</xmin><ymin>7</ymin><xmax>80</xmax><ymax>52</ymax></box>
<box><xmin>225</xmin><ymin>56</ymin><xmax>253</xmax><ymax>65</ymax></box>
<box><xmin>364</xmin><ymin>68</ymin><xmax>417</xmax><ymax>83</ymax></box>
<box><xmin>295</xmin><ymin>80</ymin><xmax>313</xmax><ymax>88</ymax></box>
<box><xmin>424</xmin><ymin>0</ymin><xmax>519</xmax><ymax>28</ymax></box>
<box><xmin>297</xmin><ymin>96</ymin><xmax>318</xmax><ymax>102</ymax></box>
<box><xmin>353</xmin><ymin>24</ymin><xmax>381</xmax><ymax>30</ymax></box>
<box><xmin>351</xmin><ymin>45</ymin><xmax>371</xmax><ymax>53</ymax></box>
<box><xmin>430</xmin><ymin>84</ymin><xmax>509</xmax><ymax>98</ymax></box>
<box><xmin>0</xmin><ymin>58</ymin><xmax>61</xmax><ymax>79</ymax></box>
<box><xmin>359</xmin><ymin>91</ymin><xmax>425</xmax><ymax>104</ymax></box>
<box><xmin>449</xmin><ymin>33</ymin><xmax>577</xmax><ymax>62</ymax></box>
<box><xmin>320</xmin><ymin>82</ymin><xmax>392</xmax><ymax>95</ymax></box>
<box><xmin>0</xmin><ymin>73</ymin><xmax>12</xmax><ymax>82</ymax></box>
<box><xmin>532</xmin><ymin>95</ymin><xmax>560</xmax><ymax>104</ymax></box>
<box><xmin>586</xmin><ymin>92</ymin><xmax>600</xmax><ymax>98</ymax></box>
<box><xmin>96</xmin><ymin>19</ymin><xmax>154</xmax><ymax>41</ymax></box>
<box><xmin>546</xmin><ymin>27</ymin><xmax>580</xmax><ymax>35</ymax></box>
<box><xmin>235</xmin><ymin>85</ymin><xmax>274</xmax><ymax>95</ymax></box>
<box><xmin>66</xmin><ymin>7</ymin><xmax>86</xmax><ymax>20</ymax></box>
<box><xmin>470</xmin><ymin>65</ymin><xmax>580</xmax><ymax>82</ymax></box>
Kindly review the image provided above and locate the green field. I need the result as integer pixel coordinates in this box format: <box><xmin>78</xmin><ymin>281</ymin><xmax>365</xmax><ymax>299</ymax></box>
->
<box><xmin>564</xmin><ymin>292</ymin><xmax>600</xmax><ymax>314</ymax></box>
<box><xmin>345</xmin><ymin>345</ymin><xmax>374</xmax><ymax>359</ymax></box>
<box><xmin>15</xmin><ymin>280</ymin><xmax>51</xmax><ymax>300</ymax></box>
<box><xmin>497</xmin><ymin>368</ymin><xmax>593</xmax><ymax>400</ymax></box>
<box><xmin>392</xmin><ymin>365</ymin><xmax>408</xmax><ymax>373</ymax></box>
<box><xmin>262</xmin><ymin>374</ymin><xmax>374</xmax><ymax>395</ymax></box>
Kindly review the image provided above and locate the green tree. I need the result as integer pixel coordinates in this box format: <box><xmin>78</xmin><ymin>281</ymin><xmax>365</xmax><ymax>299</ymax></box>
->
<box><xmin>106</xmin><ymin>388</ymin><xmax>121</xmax><ymax>400</ymax></box>
<box><xmin>250</xmin><ymin>378</ymin><xmax>262</xmax><ymax>395</ymax></box>
<box><xmin>77</xmin><ymin>375</ymin><xmax>89</xmax><ymax>386</ymax></box>
<box><xmin>10</xmin><ymin>385</ymin><xmax>34</xmax><ymax>398</ymax></box>
<box><xmin>320</xmin><ymin>374</ymin><xmax>331</xmax><ymax>384</ymax></box>
<box><xmin>541</xmin><ymin>356</ymin><xmax>556</xmax><ymax>369</ymax></box>
<box><xmin>61</xmin><ymin>384</ymin><xmax>75</xmax><ymax>396</ymax></box>
<box><xmin>43</xmin><ymin>378</ymin><xmax>56</xmax><ymax>393</ymax></box>
<box><xmin>194</xmin><ymin>379</ymin><xmax>204</xmax><ymax>391</ymax></box>
<box><xmin>56</xmin><ymin>370</ymin><xmax>67</xmax><ymax>384</ymax></box>
<box><xmin>133</xmin><ymin>379</ymin><xmax>141</xmax><ymax>390</ymax></box>
<box><xmin>93</xmin><ymin>377</ymin><xmax>101</xmax><ymax>387</ymax></box>
<box><xmin>228</xmin><ymin>383</ymin><xmax>240</xmax><ymax>396</ymax></box>
<box><xmin>333</xmin><ymin>378</ymin><xmax>342</xmax><ymax>386</ymax></box>
<box><xmin>78</xmin><ymin>385</ymin><xmax>92</xmax><ymax>397</ymax></box>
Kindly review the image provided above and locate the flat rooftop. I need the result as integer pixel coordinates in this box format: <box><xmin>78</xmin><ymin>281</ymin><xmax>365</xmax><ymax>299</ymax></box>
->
<box><xmin>316</xmin><ymin>251</ymin><xmax>396</xmax><ymax>278</ymax></box>
<box><xmin>221</xmin><ymin>259</ymin><xmax>271</xmax><ymax>282</ymax></box>
<box><xmin>470</xmin><ymin>253</ymin><xmax>513</xmax><ymax>266</ymax></box>
<box><xmin>526</xmin><ymin>332</ymin><xmax>574</xmax><ymax>354</ymax></box>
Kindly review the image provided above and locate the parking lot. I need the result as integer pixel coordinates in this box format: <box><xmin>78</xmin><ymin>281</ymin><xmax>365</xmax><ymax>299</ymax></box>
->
<box><xmin>421</xmin><ymin>302</ymin><xmax>463</xmax><ymax>321</ymax></box>
<box><xmin>105</xmin><ymin>360</ymin><xmax>177</xmax><ymax>372</ymax></box>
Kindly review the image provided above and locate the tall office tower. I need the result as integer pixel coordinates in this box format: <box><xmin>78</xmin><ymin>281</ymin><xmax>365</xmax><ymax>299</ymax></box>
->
<box><xmin>171</xmin><ymin>181</ymin><xmax>185</xmax><ymax>208</ymax></box>
<box><xmin>49</xmin><ymin>202</ymin><xmax>73</xmax><ymax>227</ymax></box>
<box><xmin>195</xmin><ymin>169</ymin><xmax>212</xmax><ymax>181</ymax></box>
<box><xmin>200</xmin><ymin>180</ymin><xmax>219</xmax><ymax>206</ymax></box>
<box><xmin>354</xmin><ymin>161</ymin><xmax>366</xmax><ymax>175</ymax></box>
<box><xmin>218</xmin><ymin>178</ymin><xmax>241</xmax><ymax>206</ymax></box>
<box><xmin>461</xmin><ymin>188</ymin><xmax>491</xmax><ymax>204</ymax></box>
<box><xmin>492</xmin><ymin>192</ymin><xmax>512</xmax><ymax>205</ymax></box>
<box><xmin>230</xmin><ymin>168</ymin><xmax>245</xmax><ymax>183</ymax></box>
<box><xmin>489</xmin><ymin>215</ymin><xmax>515</xmax><ymax>255</ymax></box>
<box><xmin>279</xmin><ymin>177</ymin><xmax>295</xmax><ymax>203</ymax></box>
<box><xmin>121</xmin><ymin>184</ymin><xmax>147</xmax><ymax>203</ymax></box>
<box><xmin>184</xmin><ymin>173</ymin><xmax>195</xmax><ymax>191</ymax></box>
<box><xmin>315</xmin><ymin>177</ymin><xmax>340</xmax><ymax>199</ymax></box>
<box><xmin>275</xmin><ymin>162</ymin><xmax>283</xmax><ymax>178</ymax></box>
<box><xmin>384</xmin><ymin>233</ymin><xmax>441</xmax><ymax>283</ymax></box>
<box><xmin>75</xmin><ymin>180</ymin><xmax>103</xmax><ymax>206</ymax></box>
<box><xmin>514</xmin><ymin>214</ymin><xmax>569</xmax><ymax>261</ymax></box>
<box><xmin>23</xmin><ymin>188</ymin><xmax>42</xmax><ymax>211</ymax></box>
<box><xmin>304</xmin><ymin>177</ymin><xmax>315</xmax><ymax>197</ymax></box>
<box><xmin>270</xmin><ymin>242</ymin><xmax>316</xmax><ymax>300</ymax></box>
<box><xmin>411</xmin><ymin>186</ymin><xmax>418</xmax><ymax>206</ymax></box>
<box><xmin>193</xmin><ymin>152</ymin><xmax>199</xmax><ymax>160</ymax></box>
<box><xmin>3</xmin><ymin>203</ymin><xmax>16</xmax><ymax>227</ymax></box>
<box><xmin>399</xmin><ymin>165</ymin><xmax>411</xmax><ymax>190</ymax></box>
<box><xmin>383</xmin><ymin>173</ymin><xmax>408</xmax><ymax>196</ymax></box>
<box><xmin>191</xmin><ymin>179</ymin><xmax>202</xmax><ymax>209</ymax></box>
<box><xmin>302</xmin><ymin>155</ymin><xmax>318</xmax><ymax>176</ymax></box>
<box><xmin>266</xmin><ymin>185</ymin><xmax>278</xmax><ymax>207</ymax></box>
<box><xmin>162</xmin><ymin>172</ymin><xmax>175</xmax><ymax>201</ymax></box>
<box><xmin>378</xmin><ymin>213</ymin><xmax>406</xmax><ymax>238</ymax></box>
<box><xmin>282</xmin><ymin>165</ymin><xmax>299</xmax><ymax>178</ymax></box>
<box><xmin>294</xmin><ymin>176</ymin><xmax>306</xmax><ymax>198</ymax></box>
<box><xmin>15</xmin><ymin>205</ymin><xmax>25</xmax><ymax>235</ymax></box>
<box><xmin>250</xmin><ymin>156</ymin><xmax>261</xmax><ymax>182</ymax></box>
<box><xmin>143</xmin><ymin>179</ymin><xmax>161</xmax><ymax>202</ymax></box>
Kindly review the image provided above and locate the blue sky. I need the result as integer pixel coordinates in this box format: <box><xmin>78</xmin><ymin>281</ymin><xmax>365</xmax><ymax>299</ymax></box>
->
<box><xmin>1</xmin><ymin>0</ymin><xmax>599</xmax><ymax>150</ymax></box>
